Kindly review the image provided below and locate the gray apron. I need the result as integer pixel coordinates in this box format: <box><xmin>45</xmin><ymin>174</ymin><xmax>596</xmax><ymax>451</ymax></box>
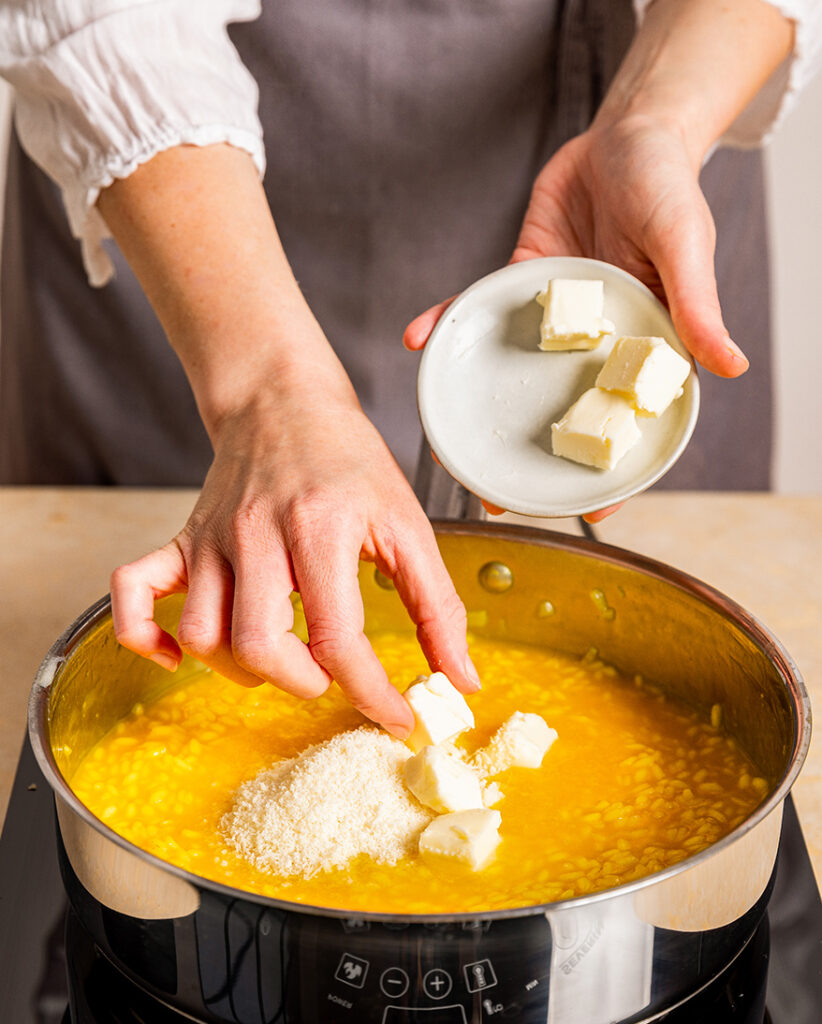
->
<box><xmin>0</xmin><ymin>0</ymin><xmax>771</xmax><ymax>491</ymax></box>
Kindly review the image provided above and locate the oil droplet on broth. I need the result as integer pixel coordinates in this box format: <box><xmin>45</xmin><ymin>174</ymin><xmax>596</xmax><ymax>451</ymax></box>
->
<box><xmin>590</xmin><ymin>589</ymin><xmax>615</xmax><ymax>621</ymax></box>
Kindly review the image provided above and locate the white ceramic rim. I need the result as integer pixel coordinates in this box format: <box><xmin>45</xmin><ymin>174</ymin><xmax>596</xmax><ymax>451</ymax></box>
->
<box><xmin>417</xmin><ymin>257</ymin><xmax>700</xmax><ymax>518</ymax></box>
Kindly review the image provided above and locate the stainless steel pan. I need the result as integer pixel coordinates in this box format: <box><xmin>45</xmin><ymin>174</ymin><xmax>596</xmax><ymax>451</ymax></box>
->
<box><xmin>29</xmin><ymin>522</ymin><xmax>810</xmax><ymax>1023</ymax></box>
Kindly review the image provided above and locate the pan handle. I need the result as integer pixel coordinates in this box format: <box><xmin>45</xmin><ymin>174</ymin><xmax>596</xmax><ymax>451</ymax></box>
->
<box><xmin>413</xmin><ymin>437</ymin><xmax>602</xmax><ymax>542</ymax></box>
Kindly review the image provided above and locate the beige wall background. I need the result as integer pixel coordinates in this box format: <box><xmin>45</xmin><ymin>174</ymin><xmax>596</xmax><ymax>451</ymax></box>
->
<box><xmin>0</xmin><ymin>76</ymin><xmax>820</xmax><ymax>493</ymax></box>
<box><xmin>764</xmin><ymin>71</ymin><xmax>822</xmax><ymax>494</ymax></box>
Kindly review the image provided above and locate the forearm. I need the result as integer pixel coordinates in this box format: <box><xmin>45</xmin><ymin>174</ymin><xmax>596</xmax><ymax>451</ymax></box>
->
<box><xmin>96</xmin><ymin>144</ymin><xmax>357</xmax><ymax>439</ymax></box>
<box><xmin>596</xmin><ymin>0</ymin><xmax>794</xmax><ymax>163</ymax></box>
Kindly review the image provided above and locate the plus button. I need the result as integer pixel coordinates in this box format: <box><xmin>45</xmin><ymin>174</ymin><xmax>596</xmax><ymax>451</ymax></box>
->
<box><xmin>423</xmin><ymin>968</ymin><xmax>453</xmax><ymax>1000</ymax></box>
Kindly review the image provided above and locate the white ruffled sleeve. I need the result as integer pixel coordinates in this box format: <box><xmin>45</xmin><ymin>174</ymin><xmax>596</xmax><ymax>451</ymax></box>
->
<box><xmin>633</xmin><ymin>0</ymin><xmax>822</xmax><ymax>149</ymax></box>
<box><xmin>0</xmin><ymin>0</ymin><xmax>264</xmax><ymax>286</ymax></box>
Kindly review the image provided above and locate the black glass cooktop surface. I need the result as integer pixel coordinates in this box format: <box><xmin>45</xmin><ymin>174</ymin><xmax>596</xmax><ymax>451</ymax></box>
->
<box><xmin>2</xmin><ymin>735</ymin><xmax>821</xmax><ymax>1024</ymax></box>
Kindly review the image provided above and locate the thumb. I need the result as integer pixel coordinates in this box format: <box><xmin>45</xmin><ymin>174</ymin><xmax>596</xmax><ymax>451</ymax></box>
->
<box><xmin>403</xmin><ymin>296</ymin><xmax>456</xmax><ymax>351</ymax></box>
<box><xmin>649</xmin><ymin>200</ymin><xmax>748</xmax><ymax>379</ymax></box>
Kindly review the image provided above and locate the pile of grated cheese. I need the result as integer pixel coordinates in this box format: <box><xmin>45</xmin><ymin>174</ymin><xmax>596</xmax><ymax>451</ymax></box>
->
<box><xmin>221</xmin><ymin>727</ymin><xmax>434</xmax><ymax>878</ymax></box>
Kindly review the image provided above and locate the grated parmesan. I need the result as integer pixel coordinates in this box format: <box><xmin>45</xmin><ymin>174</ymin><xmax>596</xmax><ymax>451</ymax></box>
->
<box><xmin>472</xmin><ymin>712</ymin><xmax>557</xmax><ymax>777</ymax></box>
<box><xmin>221</xmin><ymin>727</ymin><xmax>433</xmax><ymax>878</ymax></box>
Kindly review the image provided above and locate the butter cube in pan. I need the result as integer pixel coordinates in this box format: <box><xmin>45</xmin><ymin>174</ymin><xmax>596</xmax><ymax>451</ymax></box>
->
<box><xmin>596</xmin><ymin>335</ymin><xmax>691</xmax><ymax>416</ymax></box>
<box><xmin>472</xmin><ymin>711</ymin><xmax>558</xmax><ymax>777</ymax></box>
<box><xmin>551</xmin><ymin>387</ymin><xmax>641</xmax><ymax>470</ymax></box>
<box><xmin>536</xmin><ymin>278</ymin><xmax>615</xmax><ymax>351</ymax></box>
<box><xmin>403</xmin><ymin>745</ymin><xmax>484</xmax><ymax>813</ymax></box>
<box><xmin>404</xmin><ymin>672</ymin><xmax>475</xmax><ymax>752</ymax></box>
<box><xmin>419</xmin><ymin>808</ymin><xmax>502</xmax><ymax>871</ymax></box>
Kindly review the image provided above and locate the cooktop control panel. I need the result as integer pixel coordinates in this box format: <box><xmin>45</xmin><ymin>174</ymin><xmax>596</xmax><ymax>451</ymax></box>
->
<box><xmin>283</xmin><ymin>914</ymin><xmax>552</xmax><ymax>1022</ymax></box>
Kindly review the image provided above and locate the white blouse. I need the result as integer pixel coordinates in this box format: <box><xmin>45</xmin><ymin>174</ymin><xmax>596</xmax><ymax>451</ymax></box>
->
<box><xmin>1</xmin><ymin>0</ymin><xmax>820</xmax><ymax>286</ymax></box>
<box><xmin>634</xmin><ymin>1</ymin><xmax>822</xmax><ymax>148</ymax></box>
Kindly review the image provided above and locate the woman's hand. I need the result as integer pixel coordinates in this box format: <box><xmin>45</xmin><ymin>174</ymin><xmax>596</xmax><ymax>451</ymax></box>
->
<box><xmin>99</xmin><ymin>144</ymin><xmax>479</xmax><ymax>737</ymax></box>
<box><xmin>405</xmin><ymin>116</ymin><xmax>737</xmax><ymax>521</ymax></box>
<box><xmin>517</xmin><ymin>117</ymin><xmax>750</xmax><ymax>376</ymax></box>
<box><xmin>405</xmin><ymin>115</ymin><xmax>748</xmax><ymax>370</ymax></box>
<box><xmin>407</xmin><ymin>0</ymin><xmax>794</xmax><ymax>360</ymax></box>
<box><xmin>110</xmin><ymin>379</ymin><xmax>479</xmax><ymax>737</ymax></box>
<box><xmin>406</xmin><ymin>0</ymin><xmax>794</xmax><ymax>519</ymax></box>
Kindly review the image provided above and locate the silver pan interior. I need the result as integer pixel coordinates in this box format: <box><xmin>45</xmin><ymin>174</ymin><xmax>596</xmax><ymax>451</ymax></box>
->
<box><xmin>30</xmin><ymin>522</ymin><xmax>810</xmax><ymax>928</ymax></box>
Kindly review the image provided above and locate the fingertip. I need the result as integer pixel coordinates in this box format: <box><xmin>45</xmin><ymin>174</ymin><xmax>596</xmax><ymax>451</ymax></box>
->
<box><xmin>690</xmin><ymin>341</ymin><xmax>749</xmax><ymax>379</ymax></box>
<box><xmin>462</xmin><ymin>653</ymin><xmax>482</xmax><ymax>692</ymax></box>
<box><xmin>149</xmin><ymin>651</ymin><xmax>182</xmax><ymax>672</ymax></box>
<box><xmin>402</xmin><ymin>318</ymin><xmax>425</xmax><ymax>352</ymax></box>
<box><xmin>481</xmin><ymin>500</ymin><xmax>505</xmax><ymax>516</ymax></box>
<box><xmin>382</xmin><ymin>718</ymin><xmax>413</xmax><ymax>741</ymax></box>
<box><xmin>583</xmin><ymin>501</ymin><xmax>624</xmax><ymax>524</ymax></box>
<box><xmin>373</xmin><ymin>687</ymin><xmax>415</xmax><ymax>740</ymax></box>
<box><xmin>675</xmin><ymin>312</ymin><xmax>749</xmax><ymax>377</ymax></box>
<box><xmin>231</xmin><ymin>676</ymin><xmax>265</xmax><ymax>689</ymax></box>
<box><xmin>402</xmin><ymin>297</ymin><xmax>454</xmax><ymax>351</ymax></box>
<box><xmin>719</xmin><ymin>340</ymin><xmax>749</xmax><ymax>378</ymax></box>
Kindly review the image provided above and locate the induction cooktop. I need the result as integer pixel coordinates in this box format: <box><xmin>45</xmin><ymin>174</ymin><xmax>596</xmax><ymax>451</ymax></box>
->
<box><xmin>1</xmin><ymin>732</ymin><xmax>821</xmax><ymax>1023</ymax></box>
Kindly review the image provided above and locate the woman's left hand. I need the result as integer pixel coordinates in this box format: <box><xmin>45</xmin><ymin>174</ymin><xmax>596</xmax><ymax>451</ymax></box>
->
<box><xmin>405</xmin><ymin>114</ymin><xmax>749</xmax><ymax>370</ymax></box>
<box><xmin>403</xmin><ymin>114</ymin><xmax>751</xmax><ymax>520</ymax></box>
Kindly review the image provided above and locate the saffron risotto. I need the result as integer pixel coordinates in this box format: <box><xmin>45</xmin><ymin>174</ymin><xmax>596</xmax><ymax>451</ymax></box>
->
<box><xmin>69</xmin><ymin>632</ymin><xmax>767</xmax><ymax>914</ymax></box>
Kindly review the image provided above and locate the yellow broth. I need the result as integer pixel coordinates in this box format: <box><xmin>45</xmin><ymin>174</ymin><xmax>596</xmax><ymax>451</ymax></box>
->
<box><xmin>69</xmin><ymin>633</ymin><xmax>767</xmax><ymax>913</ymax></box>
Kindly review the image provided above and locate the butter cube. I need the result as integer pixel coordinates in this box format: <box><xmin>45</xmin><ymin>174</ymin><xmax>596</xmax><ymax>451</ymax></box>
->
<box><xmin>482</xmin><ymin>781</ymin><xmax>504</xmax><ymax>807</ymax></box>
<box><xmin>596</xmin><ymin>335</ymin><xmax>691</xmax><ymax>416</ymax></box>
<box><xmin>473</xmin><ymin>712</ymin><xmax>558</xmax><ymax>777</ymax></box>
<box><xmin>551</xmin><ymin>387</ymin><xmax>641</xmax><ymax>470</ymax></box>
<box><xmin>419</xmin><ymin>809</ymin><xmax>502</xmax><ymax>871</ymax></box>
<box><xmin>403</xmin><ymin>745</ymin><xmax>484</xmax><ymax>813</ymax></box>
<box><xmin>536</xmin><ymin>279</ymin><xmax>615</xmax><ymax>351</ymax></box>
<box><xmin>404</xmin><ymin>672</ymin><xmax>475</xmax><ymax>752</ymax></box>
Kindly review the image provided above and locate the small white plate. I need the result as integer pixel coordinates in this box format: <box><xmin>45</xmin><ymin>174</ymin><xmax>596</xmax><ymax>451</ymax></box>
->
<box><xmin>417</xmin><ymin>257</ymin><xmax>699</xmax><ymax>518</ymax></box>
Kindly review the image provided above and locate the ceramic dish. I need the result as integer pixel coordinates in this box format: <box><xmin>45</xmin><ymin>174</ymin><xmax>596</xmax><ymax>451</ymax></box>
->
<box><xmin>417</xmin><ymin>257</ymin><xmax>699</xmax><ymax>518</ymax></box>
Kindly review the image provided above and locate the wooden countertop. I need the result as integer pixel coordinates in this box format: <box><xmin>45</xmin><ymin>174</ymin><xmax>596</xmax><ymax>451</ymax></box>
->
<box><xmin>1</xmin><ymin>488</ymin><xmax>819</xmax><ymax>890</ymax></box>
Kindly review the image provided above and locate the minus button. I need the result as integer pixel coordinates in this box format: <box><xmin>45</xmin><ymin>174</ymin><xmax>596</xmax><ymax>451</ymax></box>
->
<box><xmin>380</xmin><ymin>967</ymin><xmax>410</xmax><ymax>998</ymax></box>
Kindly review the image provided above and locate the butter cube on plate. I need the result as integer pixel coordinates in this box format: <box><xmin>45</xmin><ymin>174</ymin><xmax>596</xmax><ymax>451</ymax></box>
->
<box><xmin>404</xmin><ymin>672</ymin><xmax>475</xmax><ymax>752</ymax></box>
<box><xmin>473</xmin><ymin>712</ymin><xmax>558</xmax><ymax>777</ymax></box>
<box><xmin>551</xmin><ymin>387</ymin><xmax>641</xmax><ymax>470</ymax></box>
<box><xmin>419</xmin><ymin>809</ymin><xmax>502</xmax><ymax>871</ymax></box>
<box><xmin>404</xmin><ymin>745</ymin><xmax>484</xmax><ymax>813</ymax></box>
<box><xmin>596</xmin><ymin>335</ymin><xmax>691</xmax><ymax>416</ymax></box>
<box><xmin>536</xmin><ymin>278</ymin><xmax>615</xmax><ymax>351</ymax></box>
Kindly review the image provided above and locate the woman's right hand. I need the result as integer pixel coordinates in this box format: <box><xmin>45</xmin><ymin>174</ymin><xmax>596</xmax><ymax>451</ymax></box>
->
<box><xmin>98</xmin><ymin>143</ymin><xmax>479</xmax><ymax>737</ymax></box>
<box><xmin>110</xmin><ymin>373</ymin><xmax>480</xmax><ymax>737</ymax></box>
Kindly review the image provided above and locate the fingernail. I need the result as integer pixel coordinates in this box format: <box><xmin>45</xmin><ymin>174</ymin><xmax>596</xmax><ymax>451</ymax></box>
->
<box><xmin>464</xmin><ymin>655</ymin><xmax>482</xmax><ymax>691</ymax></box>
<box><xmin>383</xmin><ymin>721</ymin><xmax>413</xmax><ymax>741</ymax></box>
<box><xmin>726</xmin><ymin>339</ymin><xmax>749</xmax><ymax>371</ymax></box>
<box><xmin>150</xmin><ymin>652</ymin><xmax>180</xmax><ymax>672</ymax></box>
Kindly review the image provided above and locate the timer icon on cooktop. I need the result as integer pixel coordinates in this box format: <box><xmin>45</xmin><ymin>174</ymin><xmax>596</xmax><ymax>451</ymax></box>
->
<box><xmin>464</xmin><ymin>959</ymin><xmax>498</xmax><ymax>993</ymax></box>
